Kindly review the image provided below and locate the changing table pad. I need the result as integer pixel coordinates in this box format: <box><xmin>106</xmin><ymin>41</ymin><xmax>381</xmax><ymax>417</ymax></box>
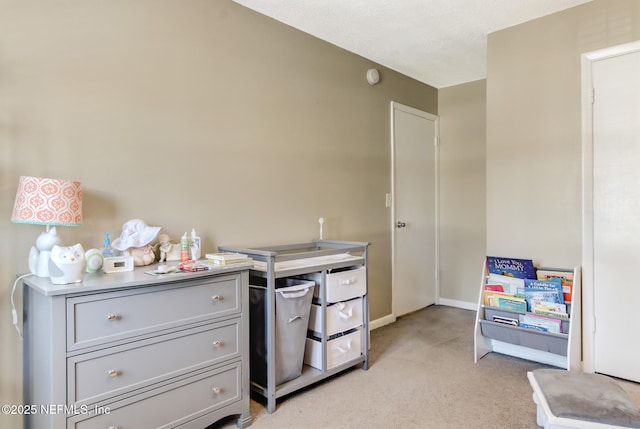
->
<box><xmin>252</xmin><ymin>253</ymin><xmax>360</xmax><ymax>273</ymax></box>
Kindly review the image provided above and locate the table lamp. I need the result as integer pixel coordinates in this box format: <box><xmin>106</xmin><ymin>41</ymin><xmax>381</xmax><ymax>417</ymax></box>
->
<box><xmin>11</xmin><ymin>176</ymin><xmax>83</xmax><ymax>277</ymax></box>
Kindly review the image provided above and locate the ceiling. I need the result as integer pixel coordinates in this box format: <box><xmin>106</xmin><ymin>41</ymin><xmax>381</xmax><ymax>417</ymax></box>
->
<box><xmin>233</xmin><ymin>0</ymin><xmax>592</xmax><ymax>88</ymax></box>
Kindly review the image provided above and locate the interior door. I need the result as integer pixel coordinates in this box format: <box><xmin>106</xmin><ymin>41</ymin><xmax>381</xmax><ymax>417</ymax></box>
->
<box><xmin>391</xmin><ymin>102</ymin><xmax>438</xmax><ymax>317</ymax></box>
<box><xmin>591</xmin><ymin>47</ymin><xmax>640</xmax><ymax>382</ymax></box>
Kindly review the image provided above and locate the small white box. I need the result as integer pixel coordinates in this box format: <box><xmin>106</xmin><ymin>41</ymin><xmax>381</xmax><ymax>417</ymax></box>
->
<box><xmin>102</xmin><ymin>256</ymin><xmax>134</xmax><ymax>273</ymax></box>
<box><xmin>304</xmin><ymin>328</ymin><xmax>362</xmax><ymax>370</ymax></box>
<box><xmin>308</xmin><ymin>298</ymin><xmax>363</xmax><ymax>336</ymax></box>
<box><xmin>315</xmin><ymin>266</ymin><xmax>366</xmax><ymax>303</ymax></box>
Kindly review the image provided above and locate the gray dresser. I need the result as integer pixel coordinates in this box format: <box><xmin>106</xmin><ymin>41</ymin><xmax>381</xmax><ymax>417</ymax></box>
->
<box><xmin>23</xmin><ymin>263</ymin><xmax>252</xmax><ymax>429</ymax></box>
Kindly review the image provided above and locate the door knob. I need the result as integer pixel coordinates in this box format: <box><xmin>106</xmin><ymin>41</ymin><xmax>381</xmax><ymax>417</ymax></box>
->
<box><xmin>396</xmin><ymin>221</ymin><xmax>406</xmax><ymax>228</ymax></box>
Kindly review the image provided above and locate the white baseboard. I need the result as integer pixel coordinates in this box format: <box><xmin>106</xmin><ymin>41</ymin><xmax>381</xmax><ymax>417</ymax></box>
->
<box><xmin>438</xmin><ymin>297</ymin><xmax>477</xmax><ymax>311</ymax></box>
<box><xmin>369</xmin><ymin>313</ymin><xmax>396</xmax><ymax>331</ymax></box>
<box><xmin>369</xmin><ymin>298</ymin><xmax>476</xmax><ymax>331</ymax></box>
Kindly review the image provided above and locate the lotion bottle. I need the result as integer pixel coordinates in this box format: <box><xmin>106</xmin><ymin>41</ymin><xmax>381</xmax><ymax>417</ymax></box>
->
<box><xmin>101</xmin><ymin>232</ymin><xmax>115</xmax><ymax>258</ymax></box>
<box><xmin>180</xmin><ymin>232</ymin><xmax>190</xmax><ymax>262</ymax></box>
<box><xmin>190</xmin><ymin>228</ymin><xmax>201</xmax><ymax>260</ymax></box>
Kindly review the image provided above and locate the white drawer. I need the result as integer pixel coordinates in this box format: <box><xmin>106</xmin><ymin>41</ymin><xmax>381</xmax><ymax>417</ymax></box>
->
<box><xmin>67</xmin><ymin>275</ymin><xmax>240</xmax><ymax>351</ymax></box>
<box><xmin>308</xmin><ymin>297</ymin><xmax>363</xmax><ymax>336</ymax></box>
<box><xmin>318</xmin><ymin>266</ymin><xmax>366</xmax><ymax>303</ymax></box>
<box><xmin>68</xmin><ymin>362</ymin><xmax>241</xmax><ymax>429</ymax></box>
<box><xmin>68</xmin><ymin>320</ymin><xmax>240</xmax><ymax>406</ymax></box>
<box><xmin>304</xmin><ymin>328</ymin><xmax>362</xmax><ymax>370</ymax></box>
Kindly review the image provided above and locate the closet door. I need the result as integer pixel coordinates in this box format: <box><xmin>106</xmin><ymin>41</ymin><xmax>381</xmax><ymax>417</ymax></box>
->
<box><xmin>592</xmin><ymin>47</ymin><xmax>640</xmax><ymax>383</ymax></box>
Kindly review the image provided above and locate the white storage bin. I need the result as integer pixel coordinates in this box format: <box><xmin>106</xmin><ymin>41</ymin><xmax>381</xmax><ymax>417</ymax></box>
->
<box><xmin>304</xmin><ymin>328</ymin><xmax>362</xmax><ymax>370</ymax></box>
<box><xmin>308</xmin><ymin>297</ymin><xmax>363</xmax><ymax>336</ymax></box>
<box><xmin>314</xmin><ymin>266</ymin><xmax>366</xmax><ymax>303</ymax></box>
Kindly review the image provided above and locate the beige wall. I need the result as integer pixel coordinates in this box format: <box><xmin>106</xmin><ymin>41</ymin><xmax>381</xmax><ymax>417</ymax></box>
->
<box><xmin>0</xmin><ymin>0</ymin><xmax>437</xmax><ymax>422</ymax></box>
<box><xmin>486</xmin><ymin>0</ymin><xmax>640</xmax><ymax>267</ymax></box>
<box><xmin>438</xmin><ymin>80</ymin><xmax>487</xmax><ymax>305</ymax></box>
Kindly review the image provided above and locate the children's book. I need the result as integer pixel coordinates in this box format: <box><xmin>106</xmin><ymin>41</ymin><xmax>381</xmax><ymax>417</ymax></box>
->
<box><xmin>493</xmin><ymin>296</ymin><xmax>527</xmax><ymax>312</ymax></box>
<box><xmin>484</xmin><ymin>284</ymin><xmax>505</xmax><ymax>292</ymax></box>
<box><xmin>482</xmin><ymin>290</ymin><xmax>516</xmax><ymax>307</ymax></box>
<box><xmin>524</xmin><ymin>289</ymin><xmax>561</xmax><ymax>312</ymax></box>
<box><xmin>487</xmin><ymin>256</ymin><xmax>536</xmax><ymax>279</ymax></box>
<box><xmin>536</xmin><ymin>267</ymin><xmax>574</xmax><ymax>302</ymax></box>
<box><xmin>487</xmin><ymin>273</ymin><xmax>525</xmax><ymax>296</ymax></box>
<box><xmin>524</xmin><ymin>279</ymin><xmax>564</xmax><ymax>304</ymax></box>
<box><xmin>519</xmin><ymin>314</ymin><xmax>562</xmax><ymax>334</ymax></box>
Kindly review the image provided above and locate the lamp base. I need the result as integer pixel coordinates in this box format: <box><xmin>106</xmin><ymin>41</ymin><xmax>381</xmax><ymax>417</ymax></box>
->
<box><xmin>28</xmin><ymin>227</ymin><xmax>62</xmax><ymax>278</ymax></box>
<box><xmin>29</xmin><ymin>247</ymin><xmax>52</xmax><ymax>277</ymax></box>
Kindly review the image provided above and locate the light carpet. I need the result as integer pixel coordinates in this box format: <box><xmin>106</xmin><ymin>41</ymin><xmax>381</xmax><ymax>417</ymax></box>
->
<box><xmin>213</xmin><ymin>305</ymin><xmax>640</xmax><ymax>429</ymax></box>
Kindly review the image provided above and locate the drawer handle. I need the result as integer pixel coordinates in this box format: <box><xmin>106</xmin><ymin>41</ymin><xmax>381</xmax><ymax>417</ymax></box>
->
<box><xmin>108</xmin><ymin>369</ymin><xmax>120</xmax><ymax>378</ymax></box>
<box><xmin>106</xmin><ymin>314</ymin><xmax>120</xmax><ymax>322</ymax></box>
<box><xmin>340</xmin><ymin>278</ymin><xmax>357</xmax><ymax>285</ymax></box>
<box><xmin>212</xmin><ymin>340</ymin><xmax>223</xmax><ymax>348</ymax></box>
<box><xmin>212</xmin><ymin>387</ymin><xmax>222</xmax><ymax>395</ymax></box>
<box><xmin>334</xmin><ymin>340</ymin><xmax>352</xmax><ymax>354</ymax></box>
<box><xmin>108</xmin><ymin>427</ymin><xmax>120</xmax><ymax>429</ymax></box>
<box><xmin>338</xmin><ymin>307</ymin><xmax>353</xmax><ymax>320</ymax></box>
<box><xmin>211</xmin><ymin>295</ymin><xmax>222</xmax><ymax>302</ymax></box>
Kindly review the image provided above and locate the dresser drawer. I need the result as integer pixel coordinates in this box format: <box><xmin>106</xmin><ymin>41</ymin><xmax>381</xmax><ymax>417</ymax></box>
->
<box><xmin>68</xmin><ymin>362</ymin><xmax>241</xmax><ymax>429</ymax></box>
<box><xmin>308</xmin><ymin>297</ymin><xmax>363</xmax><ymax>336</ymax></box>
<box><xmin>316</xmin><ymin>266</ymin><xmax>366</xmax><ymax>303</ymax></box>
<box><xmin>68</xmin><ymin>320</ymin><xmax>240</xmax><ymax>405</ymax></box>
<box><xmin>67</xmin><ymin>275</ymin><xmax>240</xmax><ymax>351</ymax></box>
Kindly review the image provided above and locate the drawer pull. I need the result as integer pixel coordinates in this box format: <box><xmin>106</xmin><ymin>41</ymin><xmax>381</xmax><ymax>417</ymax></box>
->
<box><xmin>212</xmin><ymin>340</ymin><xmax>223</xmax><ymax>348</ymax></box>
<box><xmin>108</xmin><ymin>369</ymin><xmax>120</xmax><ymax>378</ymax></box>
<box><xmin>211</xmin><ymin>295</ymin><xmax>222</xmax><ymax>302</ymax></box>
<box><xmin>340</xmin><ymin>278</ymin><xmax>357</xmax><ymax>285</ymax></box>
<box><xmin>108</xmin><ymin>427</ymin><xmax>120</xmax><ymax>429</ymax></box>
<box><xmin>334</xmin><ymin>340</ymin><xmax>353</xmax><ymax>354</ymax></box>
<box><xmin>106</xmin><ymin>313</ymin><xmax>120</xmax><ymax>322</ymax></box>
<box><xmin>337</xmin><ymin>302</ymin><xmax>354</xmax><ymax>320</ymax></box>
<box><xmin>212</xmin><ymin>387</ymin><xmax>222</xmax><ymax>395</ymax></box>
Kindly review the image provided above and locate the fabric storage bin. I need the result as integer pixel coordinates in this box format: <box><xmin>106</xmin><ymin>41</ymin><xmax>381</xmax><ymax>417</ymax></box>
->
<box><xmin>249</xmin><ymin>278</ymin><xmax>315</xmax><ymax>386</ymax></box>
<box><xmin>314</xmin><ymin>266</ymin><xmax>366</xmax><ymax>303</ymax></box>
<box><xmin>479</xmin><ymin>320</ymin><xmax>568</xmax><ymax>356</ymax></box>
<box><xmin>304</xmin><ymin>328</ymin><xmax>362</xmax><ymax>371</ymax></box>
<box><xmin>308</xmin><ymin>297</ymin><xmax>363</xmax><ymax>336</ymax></box>
<box><xmin>484</xmin><ymin>306</ymin><xmax>570</xmax><ymax>334</ymax></box>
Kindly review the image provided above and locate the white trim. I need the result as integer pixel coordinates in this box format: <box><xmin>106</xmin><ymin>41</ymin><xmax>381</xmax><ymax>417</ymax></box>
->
<box><xmin>369</xmin><ymin>299</ymin><xmax>474</xmax><ymax>331</ymax></box>
<box><xmin>581</xmin><ymin>40</ymin><xmax>640</xmax><ymax>374</ymax></box>
<box><xmin>390</xmin><ymin>101</ymin><xmax>440</xmax><ymax>320</ymax></box>
<box><xmin>369</xmin><ymin>314</ymin><xmax>396</xmax><ymax>331</ymax></box>
<box><xmin>437</xmin><ymin>298</ymin><xmax>476</xmax><ymax>311</ymax></box>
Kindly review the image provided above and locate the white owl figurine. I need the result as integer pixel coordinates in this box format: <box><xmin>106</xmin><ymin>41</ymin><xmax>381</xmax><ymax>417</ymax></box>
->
<box><xmin>49</xmin><ymin>244</ymin><xmax>86</xmax><ymax>285</ymax></box>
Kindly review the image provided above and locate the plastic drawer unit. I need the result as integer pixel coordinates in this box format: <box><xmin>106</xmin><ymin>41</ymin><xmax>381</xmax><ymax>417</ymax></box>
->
<box><xmin>308</xmin><ymin>297</ymin><xmax>364</xmax><ymax>337</ymax></box>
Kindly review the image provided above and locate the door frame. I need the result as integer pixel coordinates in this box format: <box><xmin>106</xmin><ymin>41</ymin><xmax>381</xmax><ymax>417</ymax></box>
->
<box><xmin>390</xmin><ymin>101</ymin><xmax>440</xmax><ymax>318</ymax></box>
<box><xmin>581</xmin><ymin>40</ymin><xmax>640</xmax><ymax>373</ymax></box>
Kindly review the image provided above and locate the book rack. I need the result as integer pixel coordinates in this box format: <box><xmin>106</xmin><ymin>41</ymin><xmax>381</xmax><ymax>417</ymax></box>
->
<box><xmin>473</xmin><ymin>259</ymin><xmax>581</xmax><ymax>370</ymax></box>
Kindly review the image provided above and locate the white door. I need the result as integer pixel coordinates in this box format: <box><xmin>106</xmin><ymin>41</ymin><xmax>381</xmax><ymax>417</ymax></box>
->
<box><xmin>391</xmin><ymin>102</ymin><xmax>438</xmax><ymax>317</ymax></box>
<box><xmin>590</xmin><ymin>45</ymin><xmax>640</xmax><ymax>382</ymax></box>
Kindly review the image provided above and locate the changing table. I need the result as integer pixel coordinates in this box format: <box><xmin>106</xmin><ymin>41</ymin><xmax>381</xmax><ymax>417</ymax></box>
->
<box><xmin>218</xmin><ymin>240</ymin><xmax>370</xmax><ymax>413</ymax></box>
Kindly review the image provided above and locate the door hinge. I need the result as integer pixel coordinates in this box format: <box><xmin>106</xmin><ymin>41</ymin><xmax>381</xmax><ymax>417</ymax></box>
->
<box><xmin>434</xmin><ymin>136</ymin><xmax>439</xmax><ymax>147</ymax></box>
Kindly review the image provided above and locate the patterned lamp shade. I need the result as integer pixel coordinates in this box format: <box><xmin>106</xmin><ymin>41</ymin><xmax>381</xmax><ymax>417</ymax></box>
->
<box><xmin>11</xmin><ymin>176</ymin><xmax>83</xmax><ymax>226</ymax></box>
